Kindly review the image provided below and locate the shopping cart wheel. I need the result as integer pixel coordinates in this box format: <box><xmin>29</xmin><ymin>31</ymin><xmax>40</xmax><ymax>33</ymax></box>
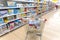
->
<box><xmin>36</xmin><ymin>33</ymin><xmax>42</xmax><ymax>40</ymax></box>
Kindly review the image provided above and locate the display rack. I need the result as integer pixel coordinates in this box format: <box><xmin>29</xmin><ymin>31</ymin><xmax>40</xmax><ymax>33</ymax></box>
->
<box><xmin>0</xmin><ymin>0</ymin><xmax>55</xmax><ymax>36</ymax></box>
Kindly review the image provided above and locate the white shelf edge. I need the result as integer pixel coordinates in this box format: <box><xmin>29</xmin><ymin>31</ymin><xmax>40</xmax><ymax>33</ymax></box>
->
<box><xmin>0</xmin><ymin>6</ymin><xmax>37</xmax><ymax>9</ymax></box>
<box><xmin>13</xmin><ymin>0</ymin><xmax>44</xmax><ymax>3</ymax></box>
<box><xmin>0</xmin><ymin>23</ymin><xmax>6</xmax><ymax>26</ymax></box>
<box><xmin>0</xmin><ymin>23</ymin><xmax>26</xmax><ymax>36</ymax></box>
<box><xmin>13</xmin><ymin>0</ymin><xmax>37</xmax><ymax>3</ymax></box>
<box><xmin>0</xmin><ymin>14</ymin><xmax>16</xmax><ymax>18</ymax></box>
<box><xmin>0</xmin><ymin>30</ymin><xmax>10</xmax><ymax>36</ymax></box>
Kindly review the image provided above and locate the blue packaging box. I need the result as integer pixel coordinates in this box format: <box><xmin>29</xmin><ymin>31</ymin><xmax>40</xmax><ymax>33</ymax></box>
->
<box><xmin>0</xmin><ymin>18</ymin><xmax>4</xmax><ymax>24</ymax></box>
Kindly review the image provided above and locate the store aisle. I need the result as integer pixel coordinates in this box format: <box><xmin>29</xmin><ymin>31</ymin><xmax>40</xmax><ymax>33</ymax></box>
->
<box><xmin>0</xmin><ymin>9</ymin><xmax>59</xmax><ymax>40</ymax></box>
<box><xmin>42</xmin><ymin>9</ymin><xmax>60</xmax><ymax>40</ymax></box>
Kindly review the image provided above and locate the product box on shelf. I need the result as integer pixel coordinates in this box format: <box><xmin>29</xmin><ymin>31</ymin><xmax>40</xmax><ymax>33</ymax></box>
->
<box><xmin>0</xmin><ymin>9</ymin><xmax>8</xmax><ymax>16</ymax></box>
<box><xmin>14</xmin><ymin>20</ymin><xmax>21</xmax><ymax>26</ymax></box>
<box><xmin>27</xmin><ymin>3</ymin><xmax>32</xmax><ymax>6</ymax></box>
<box><xmin>6</xmin><ymin>23</ymin><xmax>10</xmax><ymax>30</ymax></box>
<box><xmin>27</xmin><ymin>3</ymin><xmax>35</xmax><ymax>6</ymax></box>
<box><xmin>31</xmin><ymin>10</ymin><xmax>36</xmax><ymax>14</ymax></box>
<box><xmin>20</xmin><ymin>8</ymin><xmax>24</xmax><ymax>12</ymax></box>
<box><xmin>1</xmin><ymin>25</ymin><xmax>7</xmax><ymax>32</ymax></box>
<box><xmin>7</xmin><ymin>1</ymin><xmax>16</xmax><ymax>7</ymax></box>
<box><xmin>7</xmin><ymin>16</ymin><xmax>14</xmax><ymax>21</ymax></box>
<box><xmin>17</xmin><ymin>3</ymin><xmax>23</xmax><ymax>7</ymax></box>
<box><xmin>23</xmin><ymin>4</ymin><xmax>27</xmax><ymax>7</ymax></box>
<box><xmin>0</xmin><ymin>3</ymin><xmax>4</xmax><ymax>7</ymax></box>
<box><xmin>8</xmin><ymin>9</ymin><xmax>14</xmax><ymax>14</ymax></box>
<box><xmin>3</xmin><ymin>17</ymin><xmax>8</xmax><ymax>23</ymax></box>
<box><xmin>8</xmin><ymin>8</ymin><xmax>20</xmax><ymax>14</ymax></box>
<box><xmin>13</xmin><ymin>15</ymin><xmax>17</xmax><ymax>19</ymax></box>
<box><xmin>14</xmin><ymin>8</ymin><xmax>20</xmax><ymax>14</ymax></box>
<box><xmin>21</xmin><ymin>13</ymin><xmax>26</xmax><ymax>17</ymax></box>
<box><xmin>18</xmin><ymin>19</ymin><xmax>22</xmax><ymax>25</ymax></box>
<box><xmin>26</xmin><ymin>13</ymin><xmax>31</xmax><ymax>17</ymax></box>
<box><xmin>0</xmin><ymin>1</ymin><xmax>6</xmax><ymax>7</ymax></box>
<box><xmin>29</xmin><ymin>8</ymin><xmax>36</xmax><ymax>14</ymax></box>
<box><xmin>0</xmin><ymin>18</ymin><xmax>4</xmax><ymax>24</ymax></box>
<box><xmin>8</xmin><ymin>21</ymin><xmax>15</xmax><ymax>30</ymax></box>
<box><xmin>17</xmin><ymin>14</ymin><xmax>22</xmax><ymax>19</ymax></box>
<box><xmin>24</xmin><ymin>8</ymin><xmax>28</xmax><ymax>12</ymax></box>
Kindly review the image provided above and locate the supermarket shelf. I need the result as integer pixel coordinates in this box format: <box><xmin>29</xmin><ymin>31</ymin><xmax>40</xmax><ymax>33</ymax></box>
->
<box><xmin>10</xmin><ymin>23</ymin><xmax>26</xmax><ymax>31</ymax></box>
<box><xmin>25</xmin><ymin>6</ymin><xmax>37</xmax><ymax>8</ymax></box>
<box><xmin>0</xmin><ymin>10</ymin><xmax>49</xmax><ymax>36</ymax></box>
<box><xmin>0</xmin><ymin>7</ymin><xmax>20</xmax><ymax>9</ymax></box>
<box><xmin>13</xmin><ymin>0</ymin><xmax>37</xmax><ymax>3</ymax></box>
<box><xmin>0</xmin><ymin>23</ymin><xmax>6</xmax><ymax>26</ymax></box>
<box><xmin>0</xmin><ymin>6</ymin><xmax>37</xmax><ymax>9</ymax></box>
<box><xmin>0</xmin><ymin>11</ymin><xmax>30</xmax><ymax>18</ymax></box>
<box><xmin>0</xmin><ymin>14</ymin><xmax>16</xmax><ymax>18</ymax></box>
<box><xmin>7</xmin><ymin>18</ymin><xmax>20</xmax><ymax>23</ymax></box>
<box><xmin>0</xmin><ymin>18</ymin><xmax>19</xmax><ymax>26</ymax></box>
<box><xmin>13</xmin><ymin>0</ymin><xmax>44</xmax><ymax>3</ymax></box>
<box><xmin>0</xmin><ymin>30</ymin><xmax>10</xmax><ymax>36</ymax></box>
<box><xmin>0</xmin><ymin>12</ymin><xmax>31</xmax><ymax>26</ymax></box>
<box><xmin>0</xmin><ymin>23</ymin><xmax>26</xmax><ymax>36</ymax></box>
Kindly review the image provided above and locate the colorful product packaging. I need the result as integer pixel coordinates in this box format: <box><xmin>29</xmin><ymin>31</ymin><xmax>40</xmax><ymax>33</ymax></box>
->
<box><xmin>7</xmin><ymin>1</ymin><xmax>16</xmax><ymax>7</ymax></box>
<box><xmin>0</xmin><ymin>9</ymin><xmax>8</xmax><ymax>16</ymax></box>
<box><xmin>9</xmin><ymin>21</ymin><xmax>15</xmax><ymax>30</ymax></box>
<box><xmin>13</xmin><ymin>15</ymin><xmax>17</xmax><ymax>19</ymax></box>
<box><xmin>8</xmin><ymin>9</ymin><xmax>14</xmax><ymax>14</ymax></box>
<box><xmin>0</xmin><ymin>18</ymin><xmax>4</xmax><ymax>24</ymax></box>
<box><xmin>2</xmin><ymin>25</ymin><xmax>7</xmax><ymax>32</ymax></box>
<box><xmin>20</xmin><ymin>8</ymin><xmax>24</xmax><ymax>13</ymax></box>
<box><xmin>3</xmin><ymin>17</ymin><xmax>8</xmax><ymax>23</ymax></box>
<box><xmin>14</xmin><ymin>20</ymin><xmax>19</xmax><ymax>26</ymax></box>
<box><xmin>7</xmin><ymin>16</ymin><xmax>14</xmax><ymax>21</ymax></box>
<box><xmin>13</xmin><ymin>8</ymin><xmax>20</xmax><ymax>14</ymax></box>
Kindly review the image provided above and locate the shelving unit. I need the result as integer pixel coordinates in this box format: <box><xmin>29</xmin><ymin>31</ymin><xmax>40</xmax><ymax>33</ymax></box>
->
<box><xmin>0</xmin><ymin>0</ymin><xmax>55</xmax><ymax>36</ymax></box>
<box><xmin>0</xmin><ymin>23</ymin><xmax>26</xmax><ymax>36</ymax></box>
<box><xmin>0</xmin><ymin>0</ymin><xmax>39</xmax><ymax>36</ymax></box>
<box><xmin>0</xmin><ymin>6</ymin><xmax>38</xmax><ymax>9</ymax></box>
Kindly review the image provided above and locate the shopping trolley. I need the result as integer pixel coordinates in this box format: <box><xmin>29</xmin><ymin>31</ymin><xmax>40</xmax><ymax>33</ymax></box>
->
<box><xmin>25</xmin><ymin>18</ymin><xmax>44</xmax><ymax>40</ymax></box>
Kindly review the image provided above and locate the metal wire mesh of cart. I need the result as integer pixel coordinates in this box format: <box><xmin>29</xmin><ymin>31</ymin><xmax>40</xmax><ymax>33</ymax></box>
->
<box><xmin>25</xmin><ymin>18</ymin><xmax>44</xmax><ymax>40</ymax></box>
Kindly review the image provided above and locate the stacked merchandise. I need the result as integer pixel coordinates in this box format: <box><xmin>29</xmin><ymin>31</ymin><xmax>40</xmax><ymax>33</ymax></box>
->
<box><xmin>48</xmin><ymin>1</ymin><xmax>55</xmax><ymax>10</ymax></box>
<box><xmin>7</xmin><ymin>1</ymin><xmax>17</xmax><ymax>7</ymax></box>
<box><xmin>0</xmin><ymin>0</ymin><xmax>38</xmax><ymax>36</ymax></box>
<box><xmin>6</xmin><ymin>19</ymin><xmax>22</xmax><ymax>30</ymax></box>
<box><xmin>41</xmin><ymin>1</ymin><xmax>47</xmax><ymax>13</ymax></box>
<box><xmin>38</xmin><ymin>1</ymin><xmax>55</xmax><ymax>14</ymax></box>
<box><xmin>0</xmin><ymin>25</ymin><xmax>7</xmax><ymax>34</ymax></box>
<box><xmin>0</xmin><ymin>2</ymin><xmax>4</xmax><ymax>7</ymax></box>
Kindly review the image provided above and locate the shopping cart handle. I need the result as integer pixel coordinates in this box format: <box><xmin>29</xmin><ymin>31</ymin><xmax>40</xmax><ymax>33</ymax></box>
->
<box><xmin>45</xmin><ymin>19</ymin><xmax>47</xmax><ymax>21</ymax></box>
<box><xmin>44</xmin><ymin>19</ymin><xmax>47</xmax><ymax>23</ymax></box>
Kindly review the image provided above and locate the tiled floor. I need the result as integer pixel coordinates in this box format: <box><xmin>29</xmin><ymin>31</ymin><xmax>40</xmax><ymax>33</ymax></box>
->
<box><xmin>0</xmin><ymin>9</ymin><xmax>60</xmax><ymax>40</ymax></box>
<box><xmin>42</xmin><ymin>9</ymin><xmax>60</xmax><ymax>40</ymax></box>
